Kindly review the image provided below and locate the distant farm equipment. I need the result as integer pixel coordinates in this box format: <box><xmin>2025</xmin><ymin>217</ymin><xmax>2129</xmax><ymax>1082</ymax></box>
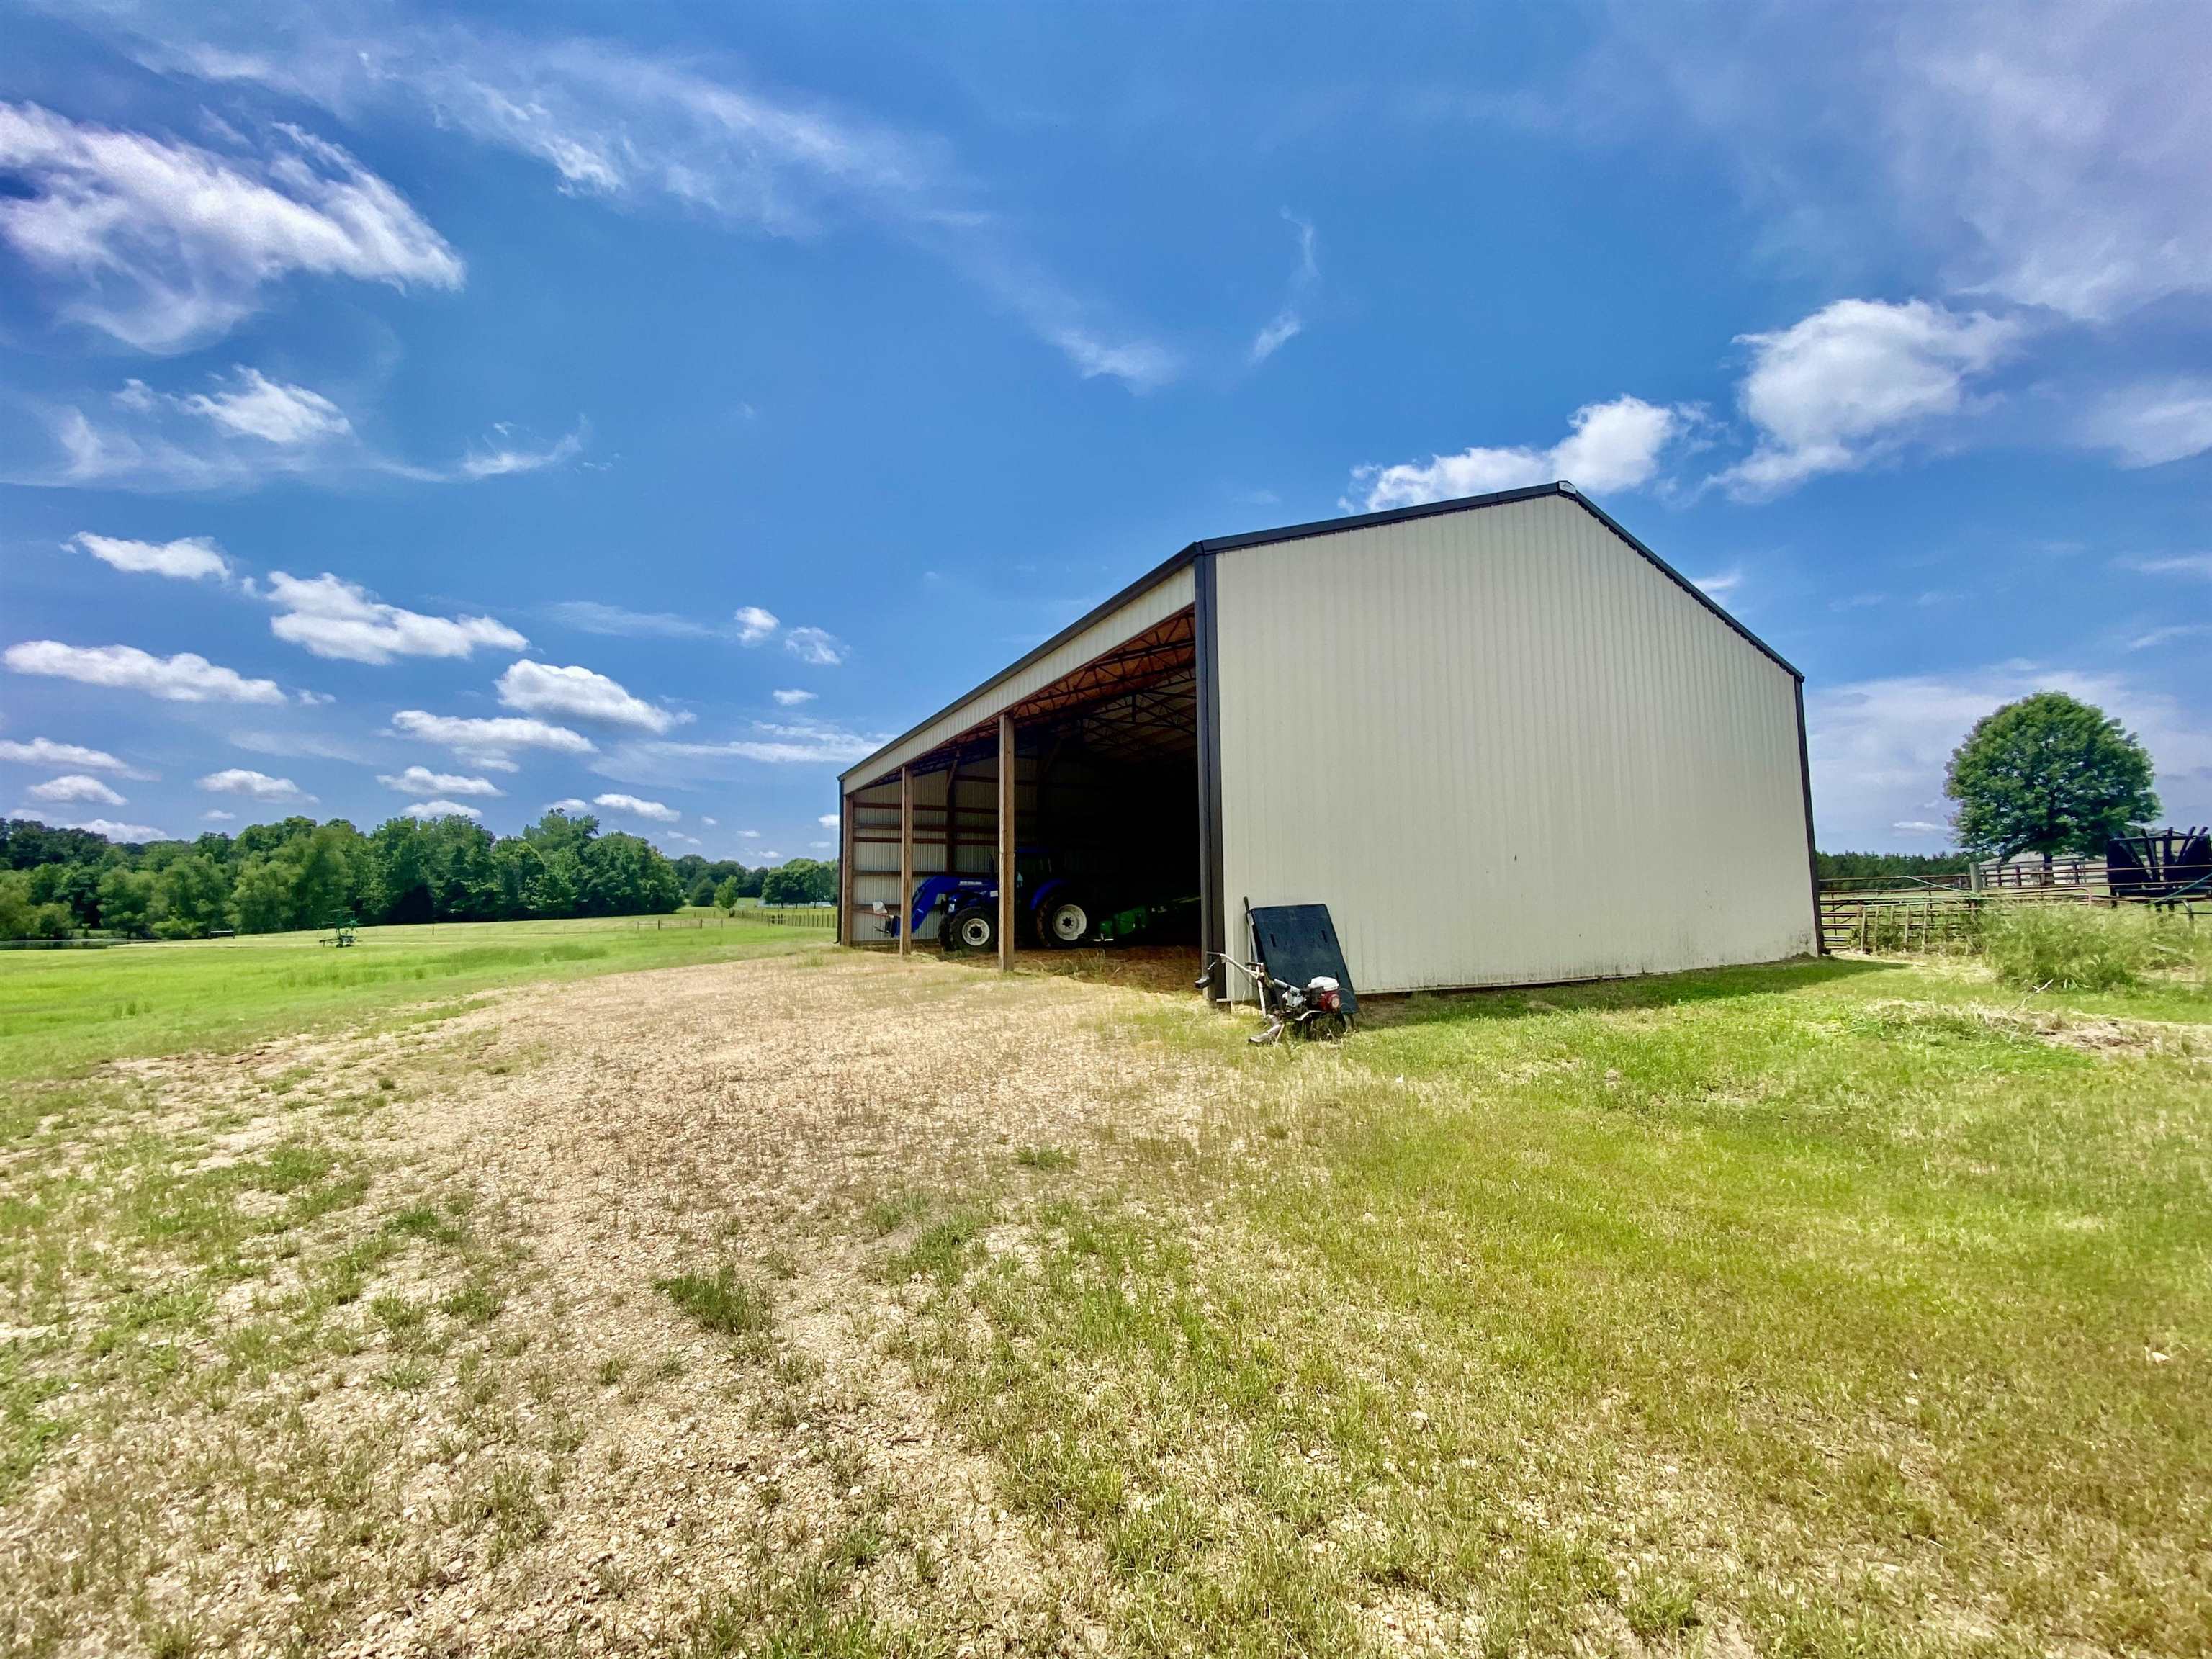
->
<box><xmin>2107</xmin><ymin>827</ymin><xmax>2211</xmax><ymax>907</ymax></box>
<box><xmin>882</xmin><ymin>847</ymin><xmax>1195</xmax><ymax>955</ymax></box>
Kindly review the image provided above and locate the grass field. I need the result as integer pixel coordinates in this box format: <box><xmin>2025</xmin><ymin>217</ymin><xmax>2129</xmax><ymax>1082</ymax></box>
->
<box><xmin>1</xmin><ymin>922</ymin><xmax>2206</xmax><ymax>1655</ymax></box>
<box><xmin>0</xmin><ymin>913</ymin><xmax>818</xmax><ymax>1085</ymax></box>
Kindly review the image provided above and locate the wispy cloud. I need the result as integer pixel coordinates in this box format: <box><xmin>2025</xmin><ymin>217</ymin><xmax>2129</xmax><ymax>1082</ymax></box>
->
<box><xmin>0</xmin><ymin>99</ymin><xmax>461</xmax><ymax>351</ymax></box>
<box><xmin>547</xmin><ymin>601</ymin><xmax>723</xmax><ymax>640</ymax></box>
<box><xmin>2077</xmin><ymin>380</ymin><xmax>2212</xmax><ymax>469</ymax></box>
<box><xmin>401</xmin><ymin>799</ymin><xmax>481</xmax><ymax>820</ymax></box>
<box><xmin>2120</xmin><ymin>554</ymin><xmax>2212</xmax><ymax>580</ymax></box>
<box><xmin>595</xmin><ymin>718</ymin><xmax>887</xmax><ymax>787</ymax></box>
<box><xmin>148</xmin><ymin>20</ymin><xmax>1177</xmax><ymax>388</ymax></box>
<box><xmin>16</xmin><ymin>367</ymin><xmax>586</xmax><ymax>493</ymax></box>
<box><xmin>783</xmin><ymin>626</ymin><xmax>846</xmax><ymax>667</ymax></box>
<box><xmin>1250</xmin><ymin>211</ymin><xmax>1318</xmax><ymax>364</ymax></box>
<box><xmin>4</xmin><ymin>639</ymin><xmax>285</xmax><ymax>703</ymax></box>
<box><xmin>454</xmin><ymin>421</ymin><xmax>590</xmax><ymax>479</ymax></box>
<box><xmin>772</xmin><ymin>688</ymin><xmax>817</xmax><ymax>707</ymax></box>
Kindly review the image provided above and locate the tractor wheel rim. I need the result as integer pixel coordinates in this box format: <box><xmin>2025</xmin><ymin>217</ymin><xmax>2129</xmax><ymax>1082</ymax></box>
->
<box><xmin>1052</xmin><ymin>906</ymin><xmax>1087</xmax><ymax>940</ymax></box>
<box><xmin>961</xmin><ymin>917</ymin><xmax>991</xmax><ymax>946</ymax></box>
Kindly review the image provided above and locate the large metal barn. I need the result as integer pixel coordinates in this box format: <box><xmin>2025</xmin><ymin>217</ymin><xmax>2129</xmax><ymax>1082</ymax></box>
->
<box><xmin>836</xmin><ymin>481</ymin><xmax>1820</xmax><ymax>994</ymax></box>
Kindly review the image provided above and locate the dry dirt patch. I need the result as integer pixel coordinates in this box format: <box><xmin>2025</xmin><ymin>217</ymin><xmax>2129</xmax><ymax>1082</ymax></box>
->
<box><xmin>1</xmin><ymin>950</ymin><xmax>1233</xmax><ymax>1657</ymax></box>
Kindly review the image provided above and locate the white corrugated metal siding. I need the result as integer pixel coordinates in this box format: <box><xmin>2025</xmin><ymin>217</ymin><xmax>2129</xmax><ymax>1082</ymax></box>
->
<box><xmin>844</xmin><ymin>567</ymin><xmax>1195</xmax><ymax>789</ymax></box>
<box><xmin>1212</xmin><ymin>493</ymin><xmax>1814</xmax><ymax>993</ymax></box>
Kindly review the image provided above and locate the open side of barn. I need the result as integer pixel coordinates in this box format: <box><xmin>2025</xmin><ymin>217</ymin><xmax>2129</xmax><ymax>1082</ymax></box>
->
<box><xmin>837</xmin><ymin>481</ymin><xmax>1820</xmax><ymax>994</ymax></box>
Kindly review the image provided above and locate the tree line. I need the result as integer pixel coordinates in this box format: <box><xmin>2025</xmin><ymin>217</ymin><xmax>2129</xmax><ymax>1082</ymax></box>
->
<box><xmin>0</xmin><ymin>812</ymin><xmax>835</xmax><ymax>940</ymax></box>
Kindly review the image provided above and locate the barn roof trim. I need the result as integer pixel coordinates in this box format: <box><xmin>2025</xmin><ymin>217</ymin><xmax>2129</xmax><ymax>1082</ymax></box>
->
<box><xmin>838</xmin><ymin>481</ymin><xmax>1799</xmax><ymax>786</ymax></box>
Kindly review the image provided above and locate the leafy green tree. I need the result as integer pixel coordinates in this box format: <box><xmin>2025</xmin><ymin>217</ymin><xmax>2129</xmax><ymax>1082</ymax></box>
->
<box><xmin>714</xmin><ymin>874</ymin><xmax>742</xmax><ymax>912</ymax></box>
<box><xmin>153</xmin><ymin>854</ymin><xmax>233</xmax><ymax>938</ymax></box>
<box><xmin>231</xmin><ymin>855</ymin><xmax>299</xmax><ymax>934</ymax></box>
<box><xmin>0</xmin><ymin>871</ymin><xmax>72</xmax><ymax>939</ymax></box>
<box><xmin>96</xmin><ymin>867</ymin><xmax>155</xmax><ymax>937</ymax></box>
<box><xmin>293</xmin><ymin>824</ymin><xmax>356</xmax><ymax>930</ymax></box>
<box><xmin>1946</xmin><ymin>692</ymin><xmax>2160</xmax><ymax>868</ymax></box>
<box><xmin>369</xmin><ymin>819</ymin><xmax>434</xmax><ymax>925</ymax></box>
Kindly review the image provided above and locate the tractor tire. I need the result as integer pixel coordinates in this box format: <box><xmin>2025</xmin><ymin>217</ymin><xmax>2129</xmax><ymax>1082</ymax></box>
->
<box><xmin>943</xmin><ymin>904</ymin><xmax>997</xmax><ymax>956</ymax></box>
<box><xmin>1035</xmin><ymin>894</ymin><xmax>1092</xmax><ymax>948</ymax></box>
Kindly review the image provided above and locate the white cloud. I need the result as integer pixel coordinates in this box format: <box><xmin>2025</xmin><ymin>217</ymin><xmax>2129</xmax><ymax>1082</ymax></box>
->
<box><xmin>390</xmin><ymin>710</ymin><xmax>595</xmax><ymax>767</ymax></box>
<box><xmin>181</xmin><ymin>367</ymin><xmax>351</xmax><ymax>444</ymax></box>
<box><xmin>2126</xmin><ymin>624</ymin><xmax>2212</xmax><ymax>652</ymax></box>
<box><xmin>4</xmin><ymin>639</ymin><xmax>284</xmax><ymax>703</ymax></box>
<box><xmin>737</xmin><ymin>830</ymin><xmax>762</xmax><ymax>840</ymax></box>
<box><xmin>495</xmin><ymin>660</ymin><xmax>682</xmax><ymax>733</ymax></box>
<box><xmin>547</xmin><ymin>797</ymin><xmax>590</xmax><ymax>812</ymax></box>
<box><xmin>701</xmin><ymin>816</ymin><xmax>716</xmax><ymax>827</ymax></box>
<box><xmin>2121</xmin><ymin>554</ymin><xmax>2212</xmax><ymax>580</ymax></box>
<box><xmin>1049</xmin><ymin>328</ymin><xmax>1180</xmax><ymax>390</ymax></box>
<box><xmin>229</xmin><ymin>729</ymin><xmax>376</xmax><ymax>763</ymax></box>
<box><xmin>1691</xmin><ymin>567</ymin><xmax>1744</xmax><ymax>600</ymax></box>
<box><xmin>19</xmin><ymin>370</ymin><xmax>585</xmax><ymax>493</ymax></box>
<box><xmin>772</xmin><ymin>688</ymin><xmax>817</xmax><ymax>706</ymax></box>
<box><xmin>1250</xmin><ymin>210</ymin><xmax>1318</xmax><ymax>364</ymax></box>
<box><xmin>401</xmin><ymin>799</ymin><xmax>482</xmax><ymax>820</ymax></box>
<box><xmin>377</xmin><ymin>765</ymin><xmax>503</xmax><ymax>797</ymax></box>
<box><xmin>199</xmin><ymin>767</ymin><xmax>314</xmax><ymax>804</ymax></box>
<box><xmin>1892</xmin><ymin>821</ymin><xmax>1946</xmax><ymax>836</ymax></box>
<box><xmin>759</xmin><ymin>851</ymin><xmax>782</xmax><ymax>861</ymax></box>
<box><xmin>1887</xmin><ymin>8</ymin><xmax>2212</xmax><ymax>322</ymax></box>
<box><xmin>2078</xmin><ymin>381</ymin><xmax>2212</xmax><ymax>469</ymax></box>
<box><xmin>594</xmin><ymin>720</ymin><xmax>886</xmax><ymax>790</ymax></box>
<box><xmin>27</xmin><ymin>774</ymin><xmax>126</xmax><ymax>806</ymax></box>
<box><xmin>143</xmin><ymin>22</ymin><xmax>1174</xmax><ymax>387</ymax></box>
<box><xmin>456</xmin><ymin>422</ymin><xmax>588</xmax><ymax>479</ymax></box>
<box><xmin>11</xmin><ymin>813</ymin><xmax>167</xmax><ymax>842</ymax></box>
<box><xmin>69</xmin><ymin>531</ymin><xmax>230</xmax><ymax>580</ymax></box>
<box><xmin>809</xmin><ymin>840</ymin><xmax>833</xmax><ymax>851</ymax></box>
<box><xmin>0</xmin><ymin>737</ymin><xmax>149</xmax><ymax>777</ymax></box>
<box><xmin>1718</xmin><ymin>299</ymin><xmax>2018</xmax><ymax>498</ymax></box>
<box><xmin>817</xmin><ymin>814</ymin><xmax>839</xmax><ymax>828</ymax></box>
<box><xmin>202</xmin><ymin>809</ymin><xmax>235</xmax><ymax>822</ymax></box>
<box><xmin>1351</xmin><ymin>395</ymin><xmax>1683</xmax><ymax>511</ymax></box>
<box><xmin>592</xmin><ymin>791</ymin><xmax>680</xmax><ymax>823</ymax></box>
<box><xmin>548</xmin><ymin>601</ymin><xmax>721</xmax><ymax>639</ymax></box>
<box><xmin>266</xmin><ymin>571</ymin><xmax>527</xmax><ymax>664</ymax></box>
<box><xmin>783</xmin><ymin>626</ymin><xmax>846</xmax><ymax>667</ymax></box>
<box><xmin>1807</xmin><ymin>664</ymin><xmax>2212</xmax><ymax>849</ymax></box>
<box><xmin>734</xmin><ymin>606</ymin><xmax>779</xmax><ymax>646</ymax></box>
<box><xmin>0</xmin><ymin>100</ymin><xmax>461</xmax><ymax>351</ymax></box>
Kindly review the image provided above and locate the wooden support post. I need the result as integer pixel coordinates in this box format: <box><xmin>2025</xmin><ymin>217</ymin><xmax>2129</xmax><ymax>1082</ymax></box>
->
<box><xmin>837</xmin><ymin>792</ymin><xmax>855</xmax><ymax>946</ymax></box>
<box><xmin>997</xmin><ymin>714</ymin><xmax>1016</xmax><ymax>973</ymax></box>
<box><xmin>898</xmin><ymin>765</ymin><xmax>914</xmax><ymax>959</ymax></box>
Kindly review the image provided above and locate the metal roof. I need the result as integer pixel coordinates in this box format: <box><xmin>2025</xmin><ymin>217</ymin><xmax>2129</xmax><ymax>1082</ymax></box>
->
<box><xmin>838</xmin><ymin>481</ymin><xmax>1800</xmax><ymax>786</ymax></box>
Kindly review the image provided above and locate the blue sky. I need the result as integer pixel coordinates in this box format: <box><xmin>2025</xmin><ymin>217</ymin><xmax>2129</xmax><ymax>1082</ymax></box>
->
<box><xmin>2</xmin><ymin>1</ymin><xmax>2206</xmax><ymax>859</ymax></box>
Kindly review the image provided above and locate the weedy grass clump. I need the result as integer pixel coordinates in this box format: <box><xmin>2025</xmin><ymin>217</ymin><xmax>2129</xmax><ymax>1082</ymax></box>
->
<box><xmin>656</xmin><ymin>1266</ymin><xmax>773</xmax><ymax>1336</ymax></box>
<box><xmin>1983</xmin><ymin>902</ymin><xmax>2206</xmax><ymax>992</ymax></box>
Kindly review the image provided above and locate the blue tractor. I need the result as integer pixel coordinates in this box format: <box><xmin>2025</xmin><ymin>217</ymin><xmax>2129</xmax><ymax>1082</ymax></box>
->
<box><xmin>886</xmin><ymin>848</ymin><xmax>1097</xmax><ymax>953</ymax></box>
